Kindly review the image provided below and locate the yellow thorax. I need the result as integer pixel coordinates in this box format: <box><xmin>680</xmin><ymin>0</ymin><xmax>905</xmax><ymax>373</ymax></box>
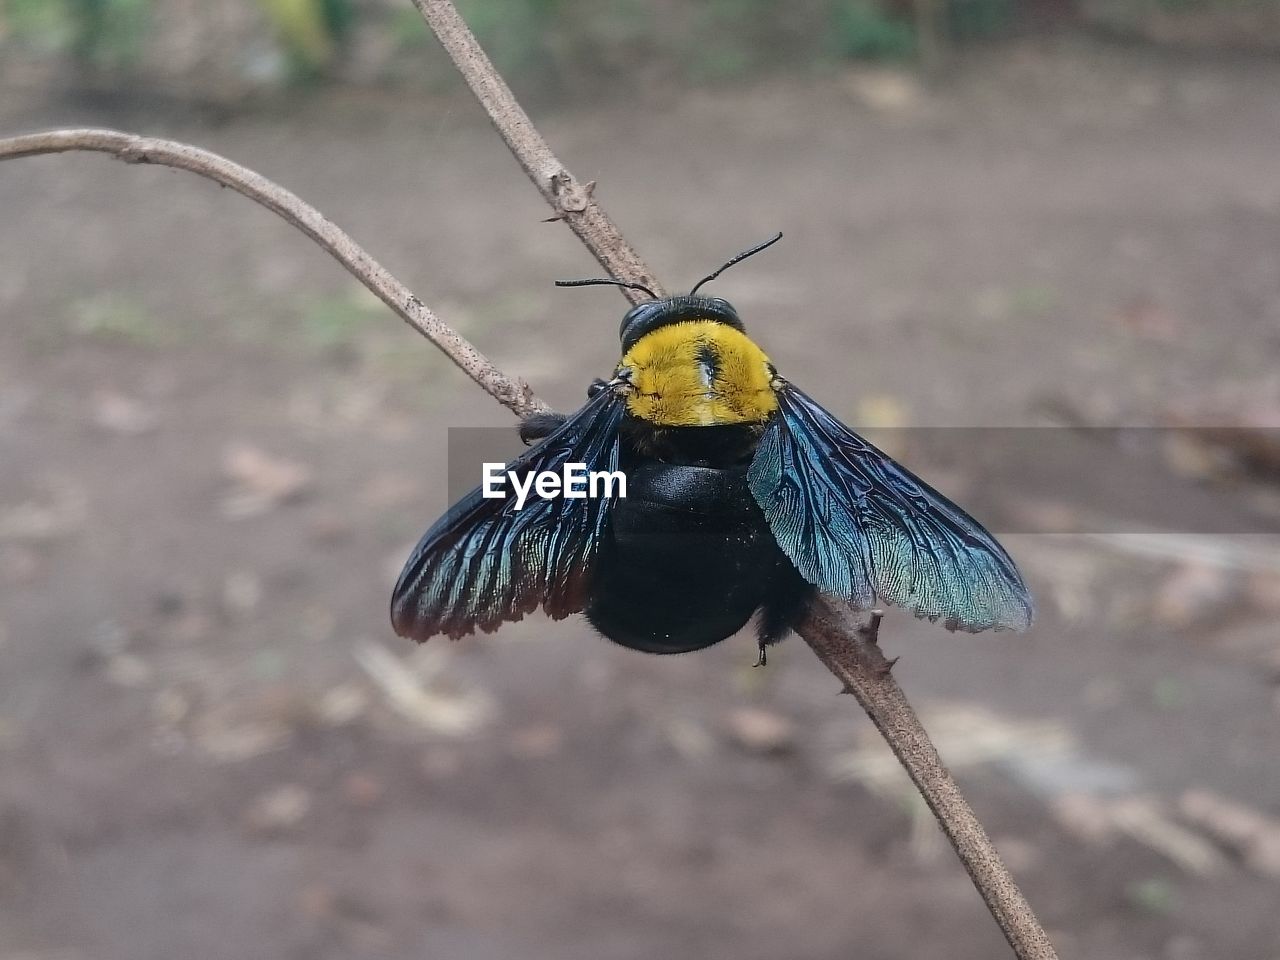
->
<box><xmin>618</xmin><ymin>320</ymin><xmax>778</xmax><ymax>426</ymax></box>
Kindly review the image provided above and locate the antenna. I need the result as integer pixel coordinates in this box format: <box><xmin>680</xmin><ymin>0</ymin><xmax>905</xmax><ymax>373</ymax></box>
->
<box><xmin>688</xmin><ymin>231</ymin><xmax>783</xmax><ymax>296</ymax></box>
<box><xmin>554</xmin><ymin>278</ymin><xmax>658</xmax><ymax>299</ymax></box>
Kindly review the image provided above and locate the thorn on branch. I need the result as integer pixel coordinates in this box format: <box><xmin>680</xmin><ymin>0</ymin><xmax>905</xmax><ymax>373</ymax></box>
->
<box><xmin>878</xmin><ymin>656</ymin><xmax>900</xmax><ymax>677</ymax></box>
<box><xmin>857</xmin><ymin>610</ymin><xmax>884</xmax><ymax>645</ymax></box>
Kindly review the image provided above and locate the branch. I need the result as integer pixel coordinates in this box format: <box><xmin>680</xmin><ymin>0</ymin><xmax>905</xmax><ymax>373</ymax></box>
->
<box><xmin>801</xmin><ymin>598</ymin><xmax>1059</xmax><ymax>959</ymax></box>
<box><xmin>412</xmin><ymin>0</ymin><xmax>663</xmax><ymax>302</ymax></box>
<box><xmin>0</xmin><ymin>128</ymin><xmax>548</xmax><ymax>419</ymax></box>
<box><xmin>413</xmin><ymin>4</ymin><xmax>1060</xmax><ymax>958</ymax></box>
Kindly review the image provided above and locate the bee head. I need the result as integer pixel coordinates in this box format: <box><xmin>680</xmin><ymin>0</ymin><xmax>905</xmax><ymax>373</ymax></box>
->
<box><xmin>554</xmin><ymin>231</ymin><xmax>783</xmax><ymax>352</ymax></box>
<box><xmin>618</xmin><ymin>296</ymin><xmax>743</xmax><ymax>352</ymax></box>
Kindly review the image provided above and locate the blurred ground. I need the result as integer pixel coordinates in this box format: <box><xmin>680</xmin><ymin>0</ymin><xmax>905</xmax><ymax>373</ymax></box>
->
<box><xmin>2</xmin><ymin>35</ymin><xmax>1280</xmax><ymax>960</ymax></box>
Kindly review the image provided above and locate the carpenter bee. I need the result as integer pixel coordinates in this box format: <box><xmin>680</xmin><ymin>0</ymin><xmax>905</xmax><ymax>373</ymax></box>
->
<box><xmin>392</xmin><ymin>234</ymin><xmax>1033</xmax><ymax>664</ymax></box>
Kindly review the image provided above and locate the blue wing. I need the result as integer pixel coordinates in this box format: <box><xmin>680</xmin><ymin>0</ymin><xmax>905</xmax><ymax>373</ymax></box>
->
<box><xmin>748</xmin><ymin>382</ymin><xmax>1033</xmax><ymax>632</ymax></box>
<box><xmin>391</xmin><ymin>389</ymin><xmax>624</xmax><ymax>640</ymax></box>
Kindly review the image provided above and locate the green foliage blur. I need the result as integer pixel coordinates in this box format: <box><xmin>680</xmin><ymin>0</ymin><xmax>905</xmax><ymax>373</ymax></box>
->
<box><xmin>260</xmin><ymin>0</ymin><xmax>354</xmax><ymax>76</ymax></box>
<box><xmin>949</xmin><ymin>0</ymin><xmax>1014</xmax><ymax>41</ymax></box>
<box><xmin>5</xmin><ymin>0</ymin><xmax>151</xmax><ymax>67</ymax></box>
<box><xmin>2</xmin><ymin>0</ymin><xmax>1265</xmax><ymax>91</ymax></box>
<box><xmin>0</xmin><ymin>0</ymin><xmax>1012</xmax><ymax>85</ymax></box>
<box><xmin>831</xmin><ymin>1</ymin><xmax>917</xmax><ymax>60</ymax></box>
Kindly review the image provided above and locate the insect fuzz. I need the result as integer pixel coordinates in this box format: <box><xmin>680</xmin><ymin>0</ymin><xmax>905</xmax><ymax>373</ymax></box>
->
<box><xmin>612</xmin><ymin>321</ymin><xmax>778</xmax><ymax>428</ymax></box>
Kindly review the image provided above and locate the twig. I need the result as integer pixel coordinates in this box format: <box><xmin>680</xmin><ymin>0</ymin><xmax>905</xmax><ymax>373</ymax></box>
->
<box><xmin>0</xmin><ymin>128</ymin><xmax>547</xmax><ymax>419</ymax></box>
<box><xmin>412</xmin><ymin>4</ymin><xmax>1059</xmax><ymax>958</ymax></box>
<box><xmin>802</xmin><ymin>597</ymin><xmax>1059</xmax><ymax>958</ymax></box>
<box><xmin>411</xmin><ymin>0</ymin><xmax>663</xmax><ymax>302</ymax></box>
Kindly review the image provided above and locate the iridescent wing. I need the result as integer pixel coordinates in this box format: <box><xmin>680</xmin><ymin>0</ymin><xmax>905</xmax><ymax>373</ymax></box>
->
<box><xmin>391</xmin><ymin>389</ymin><xmax>624</xmax><ymax>640</ymax></box>
<box><xmin>748</xmin><ymin>381</ymin><xmax>1033</xmax><ymax>632</ymax></box>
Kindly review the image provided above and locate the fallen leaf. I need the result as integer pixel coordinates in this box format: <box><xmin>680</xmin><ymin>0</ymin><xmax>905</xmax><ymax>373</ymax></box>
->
<box><xmin>855</xmin><ymin>395</ymin><xmax>911</xmax><ymax>459</ymax></box>
<box><xmin>829</xmin><ymin>702</ymin><xmax>1086</xmax><ymax>797</ymax></box>
<box><xmin>1180</xmin><ymin>789</ymin><xmax>1280</xmax><ymax>878</ymax></box>
<box><xmin>1112</xmin><ymin>296</ymin><xmax>1179</xmax><ymax>341</ymax></box>
<box><xmin>194</xmin><ymin>711</ymin><xmax>292</xmax><ymax>761</ymax></box>
<box><xmin>298</xmin><ymin>882</ymin><xmax>338</xmax><ymax>920</ymax></box>
<box><xmin>509</xmin><ymin>721</ymin><xmax>564</xmax><ymax>759</ymax></box>
<box><xmin>1053</xmin><ymin>793</ymin><xmax>1228</xmax><ymax>876</ymax></box>
<box><xmin>353</xmin><ymin>639</ymin><xmax>492</xmax><ymax>736</ymax></box>
<box><xmin>1109</xmin><ymin>796</ymin><xmax>1228</xmax><ymax>876</ymax></box>
<box><xmin>360</xmin><ymin>470</ymin><xmax>420</xmax><ymax>509</ymax></box>
<box><xmin>0</xmin><ymin>475</ymin><xmax>87</xmax><ymax>542</ymax></box>
<box><xmin>316</xmin><ymin>683</ymin><xmax>368</xmax><ymax>727</ymax></box>
<box><xmin>725</xmin><ymin>706</ymin><xmax>796</xmax><ymax>755</ymax></box>
<box><xmin>1160</xmin><ymin>431</ymin><xmax>1231</xmax><ymax>482</ymax></box>
<box><xmin>1209</xmin><ymin>618</ymin><xmax>1280</xmax><ymax>674</ymax></box>
<box><xmin>341</xmin><ymin>771</ymin><xmax>385</xmax><ymax>808</ymax></box>
<box><xmin>222</xmin><ymin>570</ymin><xmax>263</xmax><ymax>618</ymax></box>
<box><xmin>1161</xmin><ymin>397</ymin><xmax>1280</xmax><ymax>481</ymax></box>
<box><xmin>220</xmin><ymin>443</ymin><xmax>313</xmax><ymax>519</ymax></box>
<box><xmin>244</xmin><ymin>784</ymin><xmax>311</xmax><ymax>833</ymax></box>
<box><xmin>306</xmin><ymin>511</ymin><xmax>353</xmax><ymax>544</ymax></box>
<box><xmin>662</xmin><ymin>716</ymin><xmax>714</xmax><ymax>761</ymax></box>
<box><xmin>841</xmin><ymin>67</ymin><xmax>926</xmax><ymax>113</ymax></box>
<box><xmin>856</xmin><ymin>395</ymin><xmax>908</xmax><ymax>430</ymax></box>
<box><xmin>0</xmin><ymin>544</ymin><xmax>41</xmax><ymax>584</ymax></box>
<box><xmin>1245</xmin><ymin>571</ymin><xmax>1280</xmax><ymax>614</ymax></box>
<box><xmin>991</xmin><ymin>835</ymin><xmax>1040</xmax><ymax>873</ymax></box>
<box><xmin>1151</xmin><ymin>563</ymin><xmax>1235</xmax><ymax>628</ymax></box>
<box><xmin>1051</xmin><ymin>793</ymin><xmax>1113</xmax><ymax>844</ymax></box>
<box><xmin>151</xmin><ymin>687</ymin><xmax>191</xmax><ymax>727</ymax></box>
<box><xmin>103</xmin><ymin>653</ymin><xmax>153</xmax><ymax>688</ymax></box>
<box><xmin>419</xmin><ymin>746</ymin><xmax>462</xmax><ymax>779</ymax></box>
<box><xmin>90</xmin><ymin>389</ymin><xmax>160</xmax><ymax>435</ymax></box>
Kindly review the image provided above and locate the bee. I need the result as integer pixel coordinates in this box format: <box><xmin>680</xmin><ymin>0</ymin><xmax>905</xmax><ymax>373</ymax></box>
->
<box><xmin>392</xmin><ymin>234</ymin><xmax>1033</xmax><ymax>664</ymax></box>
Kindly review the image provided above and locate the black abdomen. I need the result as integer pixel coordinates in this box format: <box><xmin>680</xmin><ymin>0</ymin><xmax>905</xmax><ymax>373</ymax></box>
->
<box><xmin>585</xmin><ymin>459</ymin><xmax>794</xmax><ymax>654</ymax></box>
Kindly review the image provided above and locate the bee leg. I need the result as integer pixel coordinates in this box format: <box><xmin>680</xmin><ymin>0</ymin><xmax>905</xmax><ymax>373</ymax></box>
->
<box><xmin>518</xmin><ymin>412</ymin><xmax>568</xmax><ymax>445</ymax></box>
<box><xmin>586</xmin><ymin>378</ymin><xmax>609</xmax><ymax>398</ymax></box>
<box><xmin>753</xmin><ymin>612</ymin><xmax>784</xmax><ymax>668</ymax></box>
<box><xmin>753</xmin><ymin>574</ymin><xmax>814</xmax><ymax>667</ymax></box>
